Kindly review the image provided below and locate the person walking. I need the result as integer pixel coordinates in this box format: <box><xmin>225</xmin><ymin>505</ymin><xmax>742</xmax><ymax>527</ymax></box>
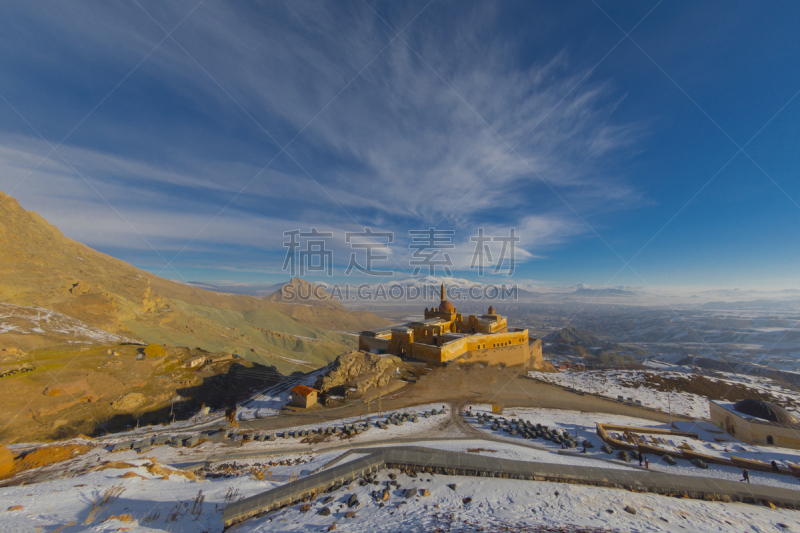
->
<box><xmin>645</xmin><ymin>457</ymin><xmax>649</xmax><ymax>469</ymax></box>
<box><xmin>741</xmin><ymin>468</ymin><xmax>750</xmax><ymax>483</ymax></box>
<box><xmin>639</xmin><ymin>455</ymin><xmax>643</xmax><ymax>467</ymax></box>
<box><xmin>772</xmin><ymin>460</ymin><xmax>780</xmax><ymax>473</ymax></box>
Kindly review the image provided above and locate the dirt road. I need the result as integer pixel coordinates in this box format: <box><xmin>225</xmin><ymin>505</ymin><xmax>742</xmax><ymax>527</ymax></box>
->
<box><xmin>240</xmin><ymin>365</ymin><xmax>686</xmax><ymax>432</ymax></box>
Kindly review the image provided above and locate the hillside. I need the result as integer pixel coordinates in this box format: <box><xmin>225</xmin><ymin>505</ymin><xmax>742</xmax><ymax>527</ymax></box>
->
<box><xmin>544</xmin><ymin>326</ymin><xmax>643</xmax><ymax>359</ymax></box>
<box><xmin>0</xmin><ymin>191</ymin><xmax>394</xmax><ymax>442</ymax></box>
<box><xmin>0</xmin><ymin>191</ymin><xmax>388</xmax><ymax>373</ymax></box>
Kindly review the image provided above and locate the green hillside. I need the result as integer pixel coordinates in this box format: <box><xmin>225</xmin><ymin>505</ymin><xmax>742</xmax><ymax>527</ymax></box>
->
<box><xmin>125</xmin><ymin>300</ymin><xmax>356</xmax><ymax>375</ymax></box>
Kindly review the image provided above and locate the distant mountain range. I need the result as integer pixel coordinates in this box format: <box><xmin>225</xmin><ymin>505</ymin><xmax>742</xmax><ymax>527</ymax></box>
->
<box><xmin>570</xmin><ymin>287</ymin><xmax>636</xmax><ymax>297</ymax></box>
<box><xmin>180</xmin><ymin>276</ymin><xmax>800</xmax><ymax>308</ymax></box>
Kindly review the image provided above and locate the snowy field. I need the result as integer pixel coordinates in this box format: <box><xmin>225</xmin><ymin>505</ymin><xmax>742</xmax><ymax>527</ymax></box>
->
<box><xmin>5</xmin><ymin>402</ymin><xmax>800</xmax><ymax>532</ymax></box>
<box><xmin>464</xmin><ymin>405</ymin><xmax>800</xmax><ymax>492</ymax></box>
<box><xmin>4</xmin><ymin>443</ymin><xmax>800</xmax><ymax>533</ymax></box>
<box><xmin>530</xmin><ymin>369</ymin><xmax>800</xmax><ymax>419</ymax></box>
<box><xmin>234</xmin><ymin>473</ymin><xmax>800</xmax><ymax>533</ymax></box>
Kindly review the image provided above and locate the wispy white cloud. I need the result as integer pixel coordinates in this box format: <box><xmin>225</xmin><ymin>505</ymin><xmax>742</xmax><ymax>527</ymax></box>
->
<box><xmin>0</xmin><ymin>1</ymin><xmax>646</xmax><ymax>278</ymax></box>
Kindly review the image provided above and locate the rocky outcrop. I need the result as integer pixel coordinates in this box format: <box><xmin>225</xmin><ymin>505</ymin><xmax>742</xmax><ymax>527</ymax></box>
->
<box><xmin>529</xmin><ymin>359</ymin><xmax>559</xmax><ymax>373</ymax></box>
<box><xmin>0</xmin><ymin>348</ymin><xmax>28</xmax><ymax>362</ymax></box>
<box><xmin>317</xmin><ymin>351</ymin><xmax>402</xmax><ymax>399</ymax></box>
<box><xmin>111</xmin><ymin>393</ymin><xmax>145</xmax><ymax>411</ymax></box>
<box><xmin>525</xmin><ymin>338</ymin><xmax>558</xmax><ymax>372</ymax></box>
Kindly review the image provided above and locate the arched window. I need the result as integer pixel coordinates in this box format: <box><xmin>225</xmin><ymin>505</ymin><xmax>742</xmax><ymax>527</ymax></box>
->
<box><xmin>767</xmin><ymin>435</ymin><xmax>774</xmax><ymax>445</ymax></box>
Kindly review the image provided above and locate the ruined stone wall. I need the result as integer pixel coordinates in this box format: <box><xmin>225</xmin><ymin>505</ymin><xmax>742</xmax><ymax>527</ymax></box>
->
<box><xmin>710</xmin><ymin>401</ymin><xmax>800</xmax><ymax>449</ymax></box>
<box><xmin>358</xmin><ymin>335</ymin><xmax>390</xmax><ymax>354</ymax></box>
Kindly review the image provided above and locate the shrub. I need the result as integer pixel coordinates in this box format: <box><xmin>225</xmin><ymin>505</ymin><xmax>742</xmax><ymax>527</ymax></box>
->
<box><xmin>143</xmin><ymin>344</ymin><xmax>166</xmax><ymax>358</ymax></box>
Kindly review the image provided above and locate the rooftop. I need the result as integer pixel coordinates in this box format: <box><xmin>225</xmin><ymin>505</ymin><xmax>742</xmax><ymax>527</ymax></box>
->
<box><xmin>290</xmin><ymin>385</ymin><xmax>319</xmax><ymax>397</ymax></box>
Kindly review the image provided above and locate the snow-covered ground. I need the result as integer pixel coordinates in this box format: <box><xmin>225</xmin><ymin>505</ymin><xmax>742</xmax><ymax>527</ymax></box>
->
<box><xmin>464</xmin><ymin>405</ymin><xmax>800</xmax><ymax>492</ymax></box>
<box><xmin>0</xmin><ymin>451</ymin><xmax>333</xmax><ymax>533</ymax></box>
<box><xmin>88</xmin><ymin>404</ymin><xmax>457</xmax><ymax>466</ymax></box>
<box><xmin>5</xmin><ymin>456</ymin><xmax>795</xmax><ymax>533</ymax></box>
<box><xmin>5</xmin><ymin>405</ymin><xmax>800</xmax><ymax>532</ymax></box>
<box><xmin>530</xmin><ymin>369</ymin><xmax>800</xmax><ymax>419</ymax></box>
<box><xmin>0</xmin><ymin>303</ymin><xmax>140</xmax><ymax>344</ymax></box>
<box><xmin>235</xmin><ymin>473</ymin><xmax>800</xmax><ymax>533</ymax></box>
<box><xmin>235</xmin><ymin>368</ymin><xmax>328</xmax><ymax>421</ymax></box>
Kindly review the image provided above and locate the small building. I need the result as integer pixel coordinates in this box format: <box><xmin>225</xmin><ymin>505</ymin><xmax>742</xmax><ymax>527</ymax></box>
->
<box><xmin>710</xmin><ymin>399</ymin><xmax>800</xmax><ymax>449</ymax></box>
<box><xmin>185</xmin><ymin>356</ymin><xmax>206</xmax><ymax>368</ymax></box>
<box><xmin>290</xmin><ymin>385</ymin><xmax>319</xmax><ymax>409</ymax></box>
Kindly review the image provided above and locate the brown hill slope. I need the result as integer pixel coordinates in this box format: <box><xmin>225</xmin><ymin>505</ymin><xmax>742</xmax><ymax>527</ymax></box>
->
<box><xmin>0</xmin><ymin>191</ymin><xmax>388</xmax><ymax>366</ymax></box>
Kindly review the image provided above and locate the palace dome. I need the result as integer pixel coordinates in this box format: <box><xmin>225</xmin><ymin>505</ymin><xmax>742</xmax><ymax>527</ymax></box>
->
<box><xmin>733</xmin><ymin>399</ymin><xmax>800</xmax><ymax>426</ymax></box>
<box><xmin>438</xmin><ymin>300</ymin><xmax>455</xmax><ymax>313</ymax></box>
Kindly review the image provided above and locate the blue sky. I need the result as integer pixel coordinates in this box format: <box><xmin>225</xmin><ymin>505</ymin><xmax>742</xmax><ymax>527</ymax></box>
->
<box><xmin>1</xmin><ymin>1</ymin><xmax>799</xmax><ymax>292</ymax></box>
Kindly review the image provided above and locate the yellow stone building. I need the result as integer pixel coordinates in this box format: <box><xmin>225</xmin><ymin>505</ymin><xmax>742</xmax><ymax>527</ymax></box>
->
<box><xmin>359</xmin><ymin>283</ymin><xmax>542</xmax><ymax>367</ymax></box>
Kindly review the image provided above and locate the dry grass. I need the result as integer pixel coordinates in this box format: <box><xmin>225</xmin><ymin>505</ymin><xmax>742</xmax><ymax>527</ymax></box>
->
<box><xmin>91</xmin><ymin>461</ymin><xmax>135</xmax><ymax>472</ymax></box>
<box><xmin>143</xmin><ymin>458</ymin><xmax>197</xmax><ymax>481</ymax></box>
<box><xmin>102</xmin><ymin>514</ymin><xmax>132</xmax><ymax>522</ymax></box>
<box><xmin>84</xmin><ymin>483</ymin><xmax>125</xmax><ymax>524</ymax></box>
<box><xmin>250</xmin><ymin>466</ymin><xmax>270</xmax><ymax>481</ymax></box>
<box><xmin>13</xmin><ymin>444</ymin><xmax>93</xmax><ymax>474</ymax></box>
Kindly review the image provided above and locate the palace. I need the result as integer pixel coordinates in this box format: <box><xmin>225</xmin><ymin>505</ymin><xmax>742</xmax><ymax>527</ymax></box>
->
<box><xmin>359</xmin><ymin>283</ymin><xmax>542</xmax><ymax>367</ymax></box>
